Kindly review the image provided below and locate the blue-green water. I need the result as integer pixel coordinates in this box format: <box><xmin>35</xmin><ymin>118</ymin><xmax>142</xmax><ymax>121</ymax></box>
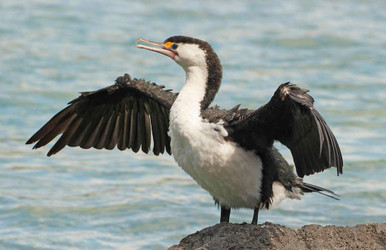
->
<box><xmin>1</xmin><ymin>0</ymin><xmax>385</xmax><ymax>249</ymax></box>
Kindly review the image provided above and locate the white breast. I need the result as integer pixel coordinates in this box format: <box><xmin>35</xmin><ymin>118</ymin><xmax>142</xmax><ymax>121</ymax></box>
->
<box><xmin>169</xmin><ymin>121</ymin><xmax>263</xmax><ymax>209</ymax></box>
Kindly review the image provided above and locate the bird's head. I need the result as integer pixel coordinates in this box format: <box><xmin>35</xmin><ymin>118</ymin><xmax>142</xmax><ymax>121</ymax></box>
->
<box><xmin>136</xmin><ymin>36</ymin><xmax>222</xmax><ymax>110</ymax></box>
<box><xmin>136</xmin><ymin>36</ymin><xmax>220</xmax><ymax>72</ymax></box>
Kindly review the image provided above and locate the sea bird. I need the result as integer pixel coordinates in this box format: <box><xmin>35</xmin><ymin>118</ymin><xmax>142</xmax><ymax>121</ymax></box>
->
<box><xmin>27</xmin><ymin>36</ymin><xmax>343</xmax><ymax>224</ymax></box>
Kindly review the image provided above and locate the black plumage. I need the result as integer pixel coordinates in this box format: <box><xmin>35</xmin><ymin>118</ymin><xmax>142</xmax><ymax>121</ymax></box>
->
<box><xmin>27</xmin><ymin>74</ymin><xmax>177</xmax><ymax>156</ymax></box>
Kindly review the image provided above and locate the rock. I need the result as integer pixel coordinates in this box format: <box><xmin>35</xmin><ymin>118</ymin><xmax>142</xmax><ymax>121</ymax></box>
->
<box><xmin>169</xmin><ymin>222</ymin><xmax>386</xmax><ymax>250</ymax></box>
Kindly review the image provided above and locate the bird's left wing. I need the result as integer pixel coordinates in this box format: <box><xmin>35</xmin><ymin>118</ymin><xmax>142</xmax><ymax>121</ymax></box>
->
<box><xmin>227</xmin><ymin>83</ymin><xmax>343</xmax><ymax>178</ymax></box>
<box><xmin>26</xmin><ymin>74</ymin><xmax>177</xmax><ymax>156</ymax></box>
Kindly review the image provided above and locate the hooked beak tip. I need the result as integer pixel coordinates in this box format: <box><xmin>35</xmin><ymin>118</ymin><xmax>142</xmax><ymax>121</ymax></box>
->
<box><xmin>135</xmin><ymin>38</ymin><xmax>148</xmax><ymax>48</ymax></box>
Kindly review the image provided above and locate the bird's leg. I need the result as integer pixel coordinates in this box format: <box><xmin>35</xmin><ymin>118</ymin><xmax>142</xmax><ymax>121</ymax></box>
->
<box><xmin>220</xmin><ymin>206</ymin><xmax>231</xmax><ymax>223</ymax></box>
<box><xmin>251</xmin><ymin>207</ymin><xmax>259</xmax><ymax>225</ymax></box>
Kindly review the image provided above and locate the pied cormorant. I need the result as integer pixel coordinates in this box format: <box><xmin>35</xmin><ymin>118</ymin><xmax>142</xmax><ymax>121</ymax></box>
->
<box><xmin>27</xmin><ymin>36</ymin><xmax>343</xmax><ymax>224</ymax></box>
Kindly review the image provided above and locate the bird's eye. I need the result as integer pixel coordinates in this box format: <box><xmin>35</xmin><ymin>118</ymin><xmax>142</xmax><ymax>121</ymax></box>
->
<box><xmin>171</xmin><ymin>43</ymin><xmax>178</xmax><ymax>50</ymax></box>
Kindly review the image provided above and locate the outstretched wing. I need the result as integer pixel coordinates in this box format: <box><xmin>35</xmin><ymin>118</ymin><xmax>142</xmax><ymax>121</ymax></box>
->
<box><xmin>228</xmin><ymin>83</ymin><xmax>343</xmax><ymax>178</ymax></box>
<box><xmin>26</xmin><ymin>74</ymin><xmax>177</xmax><ymax>156</ymax></box>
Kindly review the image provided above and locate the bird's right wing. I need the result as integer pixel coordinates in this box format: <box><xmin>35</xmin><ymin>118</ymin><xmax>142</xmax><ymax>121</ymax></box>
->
<box><xmin>26</xmin><ymin>74</ymin><xmax>177</xmax><ymax>156</ymax></box>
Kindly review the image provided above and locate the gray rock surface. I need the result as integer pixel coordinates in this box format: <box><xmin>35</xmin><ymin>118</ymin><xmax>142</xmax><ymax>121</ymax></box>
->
<box><xmin>169</xmin><ymin>222</ymin><xmax>386</xmax><ymax>250</ymax></box>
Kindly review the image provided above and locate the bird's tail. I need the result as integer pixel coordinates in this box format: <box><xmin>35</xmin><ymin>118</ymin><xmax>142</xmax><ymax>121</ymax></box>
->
<box><xmin>301</xmin><ymin>182</ymin><xmax>340</xmax><ymax>200</ymax></box>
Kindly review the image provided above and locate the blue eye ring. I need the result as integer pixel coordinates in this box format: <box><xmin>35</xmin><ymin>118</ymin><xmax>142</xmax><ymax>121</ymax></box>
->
<box><xmin>171</xmin><ymin>43</ymin><xmax>178</xmax><ymax>50</ymax></box>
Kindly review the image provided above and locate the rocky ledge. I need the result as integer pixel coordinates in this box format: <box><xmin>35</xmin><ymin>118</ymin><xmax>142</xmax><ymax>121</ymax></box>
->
<box><xmin>169</xmin><ymin>222</ymin><xmax>386</xmax><ymax>250</ymax></box>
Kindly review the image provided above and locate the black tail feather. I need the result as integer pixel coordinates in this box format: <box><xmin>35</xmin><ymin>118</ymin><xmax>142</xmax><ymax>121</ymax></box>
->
<box><xmin>301</xmin><ymin>182</ymin><xmax>340</xmax><ymax>200</ymax></box>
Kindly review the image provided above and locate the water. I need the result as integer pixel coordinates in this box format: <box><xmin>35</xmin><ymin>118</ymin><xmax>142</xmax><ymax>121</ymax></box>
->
<box><xmin>1</xmin><ymin>0</ymin><xmax>385</xmax><ymax>249</ymax></box>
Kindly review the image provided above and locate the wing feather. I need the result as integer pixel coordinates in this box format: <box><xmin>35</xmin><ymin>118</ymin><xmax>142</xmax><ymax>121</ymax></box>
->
<box><xmin>48</xmin><ymin>117</ymin><xmax>83</xmax><ymax>156</ymax></box>
<box><xmin>149</xmin><ymin>100</ymin><xmax>161</xmax><ymax>156</ymax></box>
<box><xmin>33</xmin><ymin>113</ymin><xmax>77</xmax><ymax>149</ymax></box>
<box><xmin>117</xmin><ymin>103</ymin><xmax>128</xmax><ymax>151</ymax></box>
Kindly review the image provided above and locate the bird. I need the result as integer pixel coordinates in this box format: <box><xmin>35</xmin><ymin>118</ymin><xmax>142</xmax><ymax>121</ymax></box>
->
<box><xmin>26</xmin><ymin>36</ymin><xmax>343</xmax><ymax>225</ymax></box>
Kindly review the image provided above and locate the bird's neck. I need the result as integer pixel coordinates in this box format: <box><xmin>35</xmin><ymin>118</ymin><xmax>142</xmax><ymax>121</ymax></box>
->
<box><xmin>170</xmin><ymin>66</ymin><xmax>208</xmax><ymax>124</ymax></box>
<box><xmin>170</xmin><ymin>49</ymin><xmax>222</xmax><ymax>126</ymax></box>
